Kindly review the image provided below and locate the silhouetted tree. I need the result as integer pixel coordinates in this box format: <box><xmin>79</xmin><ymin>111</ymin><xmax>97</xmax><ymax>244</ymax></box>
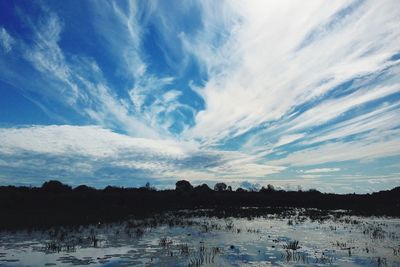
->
<box><xmin>74</xmin><ymin>185</ymin><xmax>95</xmax><ymax>192</ymax></box>
<box><xmin>227</xmin><ymin>186</ymin><xmax>232</xmax><ymax>192</ymax></box>
<box><xmin>236</xmin><ymin>187</ymin><xmax>247</xmax><ymax>192</ymax></box>
<box><xmin>214</xmin><ymin>183</ymin><xmax>227</xmax><ymax>192</ymax></box>
<box><xmin>103</xmin><ymin>185</ymin><xmax>123</xmax><ymax>193</ymax></box>
<box><xmin>143</xmin><ymin>182</ymin><xmax>156</xmax><ymax>191</ymax></box>
<box><xmin>175</xmin><ymin>180</ymin><xmax>193</xmax><ymax>192</ymax></box>
<box><xmin>260</xmin><ymin>184</ymin><xmax>275</xmax><ymax>193</ymax></box>
<box><xmin>297</xmin><ymin>185</ymin><xmax>303</xmax><ymax>192</ymax></box>
<box><xmin>41</xmin><ymin>180</ymin><xmax>72</xmax><ymax>193</ymax></box>
<box><xmin>194</xmin><ymin>183</ymin><xmax>212</xmax><ymax>193</ymax></box>
<box><xmin>0</xmin><ymin>181</ymin><xmax>399</xmax><ymax>230</ymax></box>
<box><xmin>308</xmin><ymin>188</ymin><xmax>320</xmax><ymax>193</ymax></box>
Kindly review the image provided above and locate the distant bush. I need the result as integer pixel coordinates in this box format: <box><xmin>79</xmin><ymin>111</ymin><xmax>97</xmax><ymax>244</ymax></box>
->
<box><xmin>194</xmin><ymin>184</ymin><xmax>212</xmax><ymax>193</ymax></box>
<box><xmin>141</xmin><ymin>182</ymin><xmax>156</xmax><ymax>191</ymax></box>
<box><xmin>0</xmin><ymin>181</ymin><xmax>399</xmax><ymax>230</ymax></box>
<box><xmin>260</xmin><ymin>184</ymin><xmax>275</xmax><ymax>193</ymax></box>
<box><xmin>103</xmin><ymin>185</ymin><xmax>123</xmax><ymax>193</ymax></box>
<box><xmin>236</xmin><ymin>187</ymin><xmax>247</xmax><ymax>192</ymax></box>
<box><xmin>41</xmin><ymin>180</ymin><xmax>72</xmax><ymax>193</ymax></box>
<box><xmin>175</xmin><ymin>180</ymin><xmax>193</xmax><ymax>192</ymax></box>
<box><xmin>214</xmin><ymin>183</ymin><xmax>227</xmax><ymax>192</ymax></box>
<box><xmin>73</xmin><ymin>185</ymin><xmax>95</xmax><ymax>193</ymax></box>
<box><xmin>308</xmin><ymin>188</ymin><xmax>321</xmax><ymax>193</ymax></box>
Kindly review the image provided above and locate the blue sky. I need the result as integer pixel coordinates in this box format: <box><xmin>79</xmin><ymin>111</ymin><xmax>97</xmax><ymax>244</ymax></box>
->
<box><xmin>0</xmin><ymin>0</ymin><xmax>399</xmax><ymax>192</ymax></box>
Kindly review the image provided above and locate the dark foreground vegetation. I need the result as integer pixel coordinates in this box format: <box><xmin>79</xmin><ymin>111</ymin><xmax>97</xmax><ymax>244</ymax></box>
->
<box><xmin>0</xmin><ymin>180</ymin><xmax>399</xmax><ymax>230</ymax></box>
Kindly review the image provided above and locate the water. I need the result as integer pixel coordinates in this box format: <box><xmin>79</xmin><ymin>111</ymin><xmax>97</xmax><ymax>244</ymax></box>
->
<box><xmin>0</xmin><ymin>209</ymin><xmax>399</xmax><ymax>266</ymax></box>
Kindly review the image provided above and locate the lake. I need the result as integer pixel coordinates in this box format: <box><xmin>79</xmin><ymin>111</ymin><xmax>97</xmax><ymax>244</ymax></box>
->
<box><xmin>0</xmin><ymin>208</ymin><xmax>399</xmax><ymax>266</ymax></box>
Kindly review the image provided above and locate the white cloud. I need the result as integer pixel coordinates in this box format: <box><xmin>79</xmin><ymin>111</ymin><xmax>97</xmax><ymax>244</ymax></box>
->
<box><xmin>0</xmin><ymin>125</ymin><xmax>283</xmax><ymax>184</ymax></box>
<box><xmin>286</xmin><ymin>84</ymin><xmax>399</xmax><ymax>132</ymax></box>
<box><xmin>185</xmin><ymin>0</ymin><xmax>400</xmax><ymax>145</ymax></box>
<box><xmin>303</xmin><ymin>102</ymin><xmax>400</xmax><ymax>145</ymax></box>
<box><xmin>90</xmin><ymin>1</ymin><xmax>144</xmax><ymax>79</ymax></box>
<box><xmin>275</xmin><ymin>134</ymin><xmax>305</xmax><ymax>147</ymax></box>
<box><xmin>302</xmin><ymin>168</ymin><xmax>341</xmax><ymax>173</ymax></box>
<box><xmin>0</xmin><ymin>27</ymin><xmax>14</xmax><ymax>53</ymax></box>
<box><xmin>91</xmin><ymin>1</ymin><xmax>187</xmax><ymax>135</ymax></box>
<box><xmin>2</xmin><ymin>5</ymin><xmax>160</xmax><ymax>138</ymax></box>
<box><xmin>207</xmin><ymin>154</ymin><xmax>284</xmax><ymax>178</ymax></box>
<box><xmin>270</xmin><ymin>133</ymin><xmax>400</xmax><ymax>166</ymax></box>
<box><xmin>23</xmin><ymin>11</ymin><xmax>80</xmax><ymax>103</ymax></box>
<box><xmin>0</xmin><ymin>1</ymin><xmax>399</xmax><ymax>192</ymax></box>
<box><xmin>0</xmin><ymin>125</ymin><xmax>188</xmax><ymax>157</ymax></box>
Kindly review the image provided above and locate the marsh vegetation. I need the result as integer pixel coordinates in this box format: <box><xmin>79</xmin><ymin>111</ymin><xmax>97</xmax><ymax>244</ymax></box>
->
<box><xmin>0</xmin><ymin>208</ymin><xmax>399</xmax><ymax>266</ymax></box>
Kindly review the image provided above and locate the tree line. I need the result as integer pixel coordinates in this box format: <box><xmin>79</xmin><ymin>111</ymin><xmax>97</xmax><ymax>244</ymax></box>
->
<box><xmin>0</xmin><ymin>179</ymin><xmax>399</xmax><ymax>230</ymax></box>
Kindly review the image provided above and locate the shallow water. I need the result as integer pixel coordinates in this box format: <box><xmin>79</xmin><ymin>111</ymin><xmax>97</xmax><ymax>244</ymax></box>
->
<box><xmin>0</xmin><ymin>209</ymin><xmax>399</xmax><ymax>266</ymax></box>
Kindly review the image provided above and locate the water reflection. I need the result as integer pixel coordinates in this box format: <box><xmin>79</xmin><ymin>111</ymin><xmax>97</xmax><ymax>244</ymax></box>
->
<box><xmin>0</xmin><ymin>208</ymin><xmax>399</xmax><ymax>266</ymax></box>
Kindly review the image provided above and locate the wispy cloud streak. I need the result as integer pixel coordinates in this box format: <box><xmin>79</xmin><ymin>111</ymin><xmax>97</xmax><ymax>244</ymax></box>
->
<box><xmin>0</xmin><ymin>1</ymin><xmax>399</xmax><ymax>192</ymax></box>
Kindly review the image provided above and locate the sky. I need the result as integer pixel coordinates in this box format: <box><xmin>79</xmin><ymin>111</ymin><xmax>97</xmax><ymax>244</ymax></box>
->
<box><xmin>0</xmin><ymin>0</ymin><xmax>399</xmax><ymax>193</ymax></box>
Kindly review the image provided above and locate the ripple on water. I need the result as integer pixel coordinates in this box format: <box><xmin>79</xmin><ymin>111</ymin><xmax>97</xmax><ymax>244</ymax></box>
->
<box><xmin>0</xmin><ymin>209</ymin><xmax>399</xmax><ymax>266</ymax></box>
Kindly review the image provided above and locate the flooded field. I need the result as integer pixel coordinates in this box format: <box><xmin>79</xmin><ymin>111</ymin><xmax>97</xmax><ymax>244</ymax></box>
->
<box><xmin>0</xmin><ymin>209</ymin><xmax>399</xmax><ymax>266</ymax></box>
